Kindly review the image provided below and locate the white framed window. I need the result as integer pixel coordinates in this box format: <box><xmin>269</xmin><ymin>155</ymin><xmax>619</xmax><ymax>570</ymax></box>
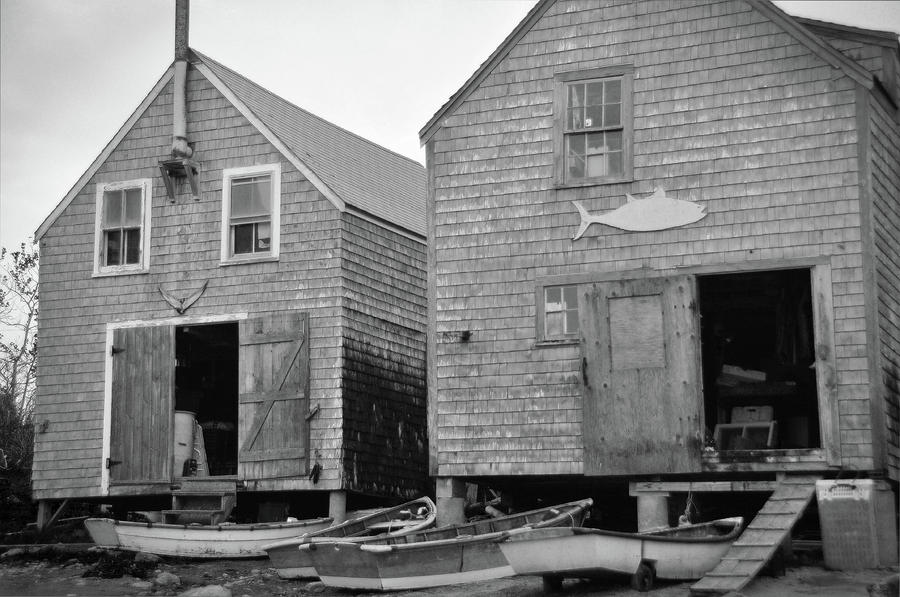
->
<box><xmin>540</xmin><ymin>284</ymin><xmax>580</xmax><ymax>341</ymax></box>
<box><xmin>94</xmin><ymin>179</ymin><xmax>152</xmax><ymax>276</ymax></box>
<box><xmin>220</xmin><ymin>164</ymin><xmax>281</xmax><ymax>263</ymax></box>
<box><xmin>554</xmin><ymin>65</ymin><xmax>634</xmax><ymax>186</ymax></box>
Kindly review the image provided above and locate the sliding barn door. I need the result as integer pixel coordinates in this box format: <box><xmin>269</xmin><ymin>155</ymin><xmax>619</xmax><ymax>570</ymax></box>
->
<box><xmin>238</xmin><ymin>312</ymin><xmax>310</xmax><ymax>480</ymax></box>
<box><xmin>580</xmin><ymin>276</ymin><xmax>702</xmax><ymax>475</ymax></box>
<box><xmin>109</xmin><ymin>325</ymin><xmax>175</xmax><ymax>485</ymax></box>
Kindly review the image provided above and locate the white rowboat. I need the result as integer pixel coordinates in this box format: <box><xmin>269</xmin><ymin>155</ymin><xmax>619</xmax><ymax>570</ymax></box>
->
<box><xmin>498</xmin><ymin>516</ymin><xmax>744</xmax><ymax>591</ymax></box>
<box><xmin>84</xmin><ymin>516</ymin><xmax>333</xmax><ymax>558</ymax></box>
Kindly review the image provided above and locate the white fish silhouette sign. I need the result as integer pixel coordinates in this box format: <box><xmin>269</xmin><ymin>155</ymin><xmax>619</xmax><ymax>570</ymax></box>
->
<box><xmin>572</xmin><ymin>187</ymin><xmax>707</xmax><ymax>240</ymax></box>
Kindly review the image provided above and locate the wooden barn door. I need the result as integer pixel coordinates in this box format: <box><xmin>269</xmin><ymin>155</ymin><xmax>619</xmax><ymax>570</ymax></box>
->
<box><xmin>109</xmin><ymin>326</ymin><xmax>175</xmax><ymax>485</ymax></box>
<box><xmin>238</xmin><ymin>312</ymin><xmax>310</xmax><ymax>480</ymax></box>
<box><xmin>580</xmin><ymin>276</ymin><xmax>702</xmax><ymax>475</ymax></box>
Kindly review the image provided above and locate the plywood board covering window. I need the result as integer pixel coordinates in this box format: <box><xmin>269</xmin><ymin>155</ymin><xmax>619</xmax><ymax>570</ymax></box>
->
<box><xmin>221</xmin><ymin>163</ymin><xmax>281</xmax><ymax>263</ymax></box>
<box><xmin>554</xmin><ymin>65</ymin><xmax>634</xmax><ymax>186</ymax></box>
<box><xmin>93</xmin><ymin>179</ymin><xmax>152</xmax><ymax>276</ymax></box>
<box><xmin>609</xmin><ymin>295</ymin><xmax>665</xmax><ymax>370</ymax></box>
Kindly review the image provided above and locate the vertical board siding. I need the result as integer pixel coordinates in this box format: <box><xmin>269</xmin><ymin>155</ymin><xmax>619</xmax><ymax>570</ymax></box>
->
<box><xmin>869</xmin><ymin>96</ymin><xmax>900</xmax><ymax>482</ymax></box>
<box><xmin>340</xmin><ymin>214</ymin><xmax>428</xmax><ymax>497</ymax></box>
<box><xmin>429</xmin><ymin>0</ymin><xmax>872</xmax><ymax>476</ymax></box>
<box><xmin>34</xmin><ymin>68</ymin><xmax>345</xmax><ymax>499</ymax></box>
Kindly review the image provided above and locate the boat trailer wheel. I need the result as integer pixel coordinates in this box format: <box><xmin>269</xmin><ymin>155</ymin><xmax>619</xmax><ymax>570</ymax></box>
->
<box><xmin>631</xmin><ymin>561</ymin><xmax>655</xmax><ymax>592</ymax></box>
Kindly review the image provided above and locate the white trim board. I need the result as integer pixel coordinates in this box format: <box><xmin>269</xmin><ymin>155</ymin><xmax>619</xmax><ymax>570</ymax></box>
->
<box><xmin>193</xmin><ymin>60</ymin><xmax>346</xmax><ymax>213</ymax></box>
<box><xmin>36</xmin><ymin>67</ymin><xmax>175</xmax><ymax>240</ymax></box>
<box><xmin>101</xmin><ymin>312</ymin><xmax>248</xmax><ymax>495</ymax></box>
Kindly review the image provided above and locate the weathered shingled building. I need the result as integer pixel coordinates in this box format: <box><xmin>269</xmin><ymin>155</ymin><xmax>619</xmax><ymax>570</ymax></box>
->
<box><xmin>421</xmin><ymin>0</ymin><xmax>898</xmax><ymax>589</ymax></box>
<box><xmin>32</xmin><ymin>2</ymin><xmax>427</xmax><ymax>525</ymax></box>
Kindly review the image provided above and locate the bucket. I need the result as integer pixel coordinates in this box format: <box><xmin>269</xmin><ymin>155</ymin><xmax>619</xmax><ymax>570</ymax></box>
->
<box><xmin>174</xmin><ymin>410</ymin><xmax>196</xmax><ymax>475</ymax></box>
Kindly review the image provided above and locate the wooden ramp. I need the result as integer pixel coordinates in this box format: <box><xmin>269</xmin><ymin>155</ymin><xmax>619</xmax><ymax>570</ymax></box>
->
<box><xmin>690</xmin><ymin>474</ymin><xmax>821</xmax><ymax>596</ymax></box>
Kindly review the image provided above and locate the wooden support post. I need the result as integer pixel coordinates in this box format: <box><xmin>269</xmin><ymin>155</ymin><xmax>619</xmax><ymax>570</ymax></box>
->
<box><xmin>636</xmin><ymin>492</ymin><xmax>669</xmax><ymax>532</ymax></box>
<box><xmin>436</xmin><ymin>477</ymin><xmax>466</xmax><ymax>527</ymax></box>
<box><xmin>37</xmin><ymin>500</ymin><xmax>53</xmax><ymax>531</ymax></box>
<box><xmin>328</xmin><ymin>490</ymin><xmax>347</xmax><ymax>525</ymax></box>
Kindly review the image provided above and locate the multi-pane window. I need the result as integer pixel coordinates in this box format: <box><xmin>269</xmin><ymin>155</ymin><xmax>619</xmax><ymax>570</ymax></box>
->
<box><xmin>221</xmin><ymin>164</ymin><xmax>280</xmax><ymax>262</ymax></box>
<box><xmin>102</xmin><ymin>188</ymin><xmax>143</xmax><ymax>266</ymax></box>
<box><xmin>555</xmin><ymin>66</ymin><xmax>633</xmax><ymax>185</ymax></box>
<box><xmin>565</xmin><ymin>78</ymin><xmax>623</xmax><ymax>180</ymax></box>
<box><xmin>544</xmin><ymin>285</ymin><xmax>579</xmax><ymax>339</ymax></box>
<box><xmin>94</xmin><ymin>179</ymin><xmax>150</xmax><ymax>275</ymax></box>
<box><xmin>229</xmin><ymin>175</ymin><xmax>271</xmax><ymax>255</ymax></box>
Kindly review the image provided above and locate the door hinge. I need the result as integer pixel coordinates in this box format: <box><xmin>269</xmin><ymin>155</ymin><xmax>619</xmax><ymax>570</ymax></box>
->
<box><xmin>106</xmin><ymin>458</ymin><xmax>122</xmax><ymax>469</ymax></box>
<box><xmin>110</xmin><ymin>345</ymin><xmax>124</xmax><ymax>356</ymax></box>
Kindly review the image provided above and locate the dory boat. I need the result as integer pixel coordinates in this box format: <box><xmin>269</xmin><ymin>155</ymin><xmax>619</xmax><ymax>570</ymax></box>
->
<box><xmin>263</xmin><ymin>496</ymin><xmax>436</xmax><ymax>578</ymax></box>
<box><xmin>498</xmin><ymin>516</ymin><xmax>744</xmax><ymax>591</ymax></box>
<box><xmin>84</xmin><ymin>516</ymin><xmax>333</xmax><ymax>558</ymax></box>
<box><xmin>302</xmin><ymin>498</ymin><xmax>593</xmax><ymax>591</ymax></box>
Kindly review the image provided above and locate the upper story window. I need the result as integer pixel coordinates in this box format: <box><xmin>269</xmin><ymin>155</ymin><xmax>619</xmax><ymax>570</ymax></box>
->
<box><xmin>221</xmin><ymin>164</ymin><xmax>281</xmax><ymax>263</ymax></box>
<box><xmin>94</xmin><ymin>179</ymin><xmax>152</xmax><ymax>276</ymax></box>
<box><xmin>541</xmin><ymin>284</ymin><xmax>580</xmax><ymax>341</ymax></box>
<box><xmin>555</xmin><ymin>66</ymin><xmax>634</xmax><ymax>187</ymax></box>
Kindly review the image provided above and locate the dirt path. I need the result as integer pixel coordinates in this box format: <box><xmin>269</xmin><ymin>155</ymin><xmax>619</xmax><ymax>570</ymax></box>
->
<box><xmin>0</xmin><ymin>551</ymin><xmax>896</xmax><ymax>596</ymax></box>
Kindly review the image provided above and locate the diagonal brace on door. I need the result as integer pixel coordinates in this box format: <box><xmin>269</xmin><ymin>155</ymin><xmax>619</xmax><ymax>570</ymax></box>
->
<box><xmin>240</xmin><ymin>333</ymin><xmax>306</xmax><ymax>453</ymax></box>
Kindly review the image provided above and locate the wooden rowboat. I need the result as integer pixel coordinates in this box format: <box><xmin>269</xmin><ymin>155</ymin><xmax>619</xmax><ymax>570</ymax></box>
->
<box><xmin>84</xmin><ymin>516</ymin><xmax>333</xmax><ymax>558</ymax></box>
<box><xmin>498</xmin><ymin>516</ymin><xmax>744</xmax><ymax>591</ymax></box>
<box><xmin>302</xmin><ymin>498</ymin><xmax>593</xmax><ymax>591</ymax></box>
<box><xmin>262</xmin><ymin>496</ymin><xmax>436</xmax><ymax>579</ymax></box>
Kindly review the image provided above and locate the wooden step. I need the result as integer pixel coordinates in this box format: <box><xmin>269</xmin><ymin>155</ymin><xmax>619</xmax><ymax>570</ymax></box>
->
<box><xmin>173</xmin><ymin>479</ymin><xmax>237</xmax><ymax>494</ymax></box>
<box><xmin>690</xmin><ymin>474</ymin><xmax>821</xmax><ymax>596</ymax></box>
<box><xmin>162</xmin><ymin>509</ymin><xmax>227</xmax><ymax>525</ymax></box>
<box><xmin>162</xmin><ymin>510</ymin><xmax>227</xmax><ymax>525</ymax></box>
<box><xmin>169</xmin><ymin>479</ymin><xmax>237</xmax><ymax>523</ymax></box>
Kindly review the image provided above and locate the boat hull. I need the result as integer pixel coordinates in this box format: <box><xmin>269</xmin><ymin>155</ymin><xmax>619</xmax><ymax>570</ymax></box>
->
<box><xmin>306</xmin><ymin>498</ymin><xmax>593</xmax><ymax>591</ymax></box>
<box><xmin>310</xmin><ymin>534</ymin><xmax>515</xmax><ymax>590</ymax></box>
<box><xmin>84</xmin><ymin>517</ymin><xmax>333</xmax><ymax>558</ymax></box>
<box><xmin>499</xmin><ymin>517</ymin><xmax>743</xmax><ymax>581</ymax></box>
<box><xmin>263</xmin><ymin>497</ymin><xmax>436</xmax><ymax>579</ymax></box>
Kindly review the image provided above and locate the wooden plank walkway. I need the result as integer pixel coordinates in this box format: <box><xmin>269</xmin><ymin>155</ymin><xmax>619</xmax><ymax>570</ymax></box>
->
<box><xmin>690</xmin><ymin>474</ymin><xmax>821</xmax><ymax>596</ymax></box>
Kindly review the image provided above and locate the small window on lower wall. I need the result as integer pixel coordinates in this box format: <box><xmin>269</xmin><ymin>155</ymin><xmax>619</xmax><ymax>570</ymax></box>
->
<box><xmin>94</xmin><ymin>179</ymin><xmax>152</xmax><ymax>276</ymax></box>
<box><xmin>540</xmin><ymin>284</ymin><xmax>580</xmax><ymax>342</ymax></box>
<box><xmin>221</xmin><ymin>163</ymin><xmax>281</xmax><ymax>264</ymax></box>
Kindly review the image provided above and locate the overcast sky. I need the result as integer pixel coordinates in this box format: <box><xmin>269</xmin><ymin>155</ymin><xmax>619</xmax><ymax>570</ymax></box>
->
<box><xmin>1</xmin><ymin>1</ymin><xmax>899</xmax><ymax>247</ymax></box>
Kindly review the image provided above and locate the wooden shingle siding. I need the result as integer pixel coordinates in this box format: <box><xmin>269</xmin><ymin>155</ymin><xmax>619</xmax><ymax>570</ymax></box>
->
<box><xmin>868</xmin><ymin>94</ymin><xmax>900</xmax><ymax>482</ymax></box>
<box><xmin>340</xmin><ymin>213</ymin><xmax>427</xmax><ymax>496</ymax></box>
<box><xmin>428</xmin><ymin>0</ymin><xmax>877</xmax><ymax>476</ymax></box>
<box><xmin>34</xmin><ymin>68</ymin><xmax>346</xmax><ymax>499</ymax></box>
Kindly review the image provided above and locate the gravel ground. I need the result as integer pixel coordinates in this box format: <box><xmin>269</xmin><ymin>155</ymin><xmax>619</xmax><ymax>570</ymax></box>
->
<box><xmin>0</xmin><ymin>546</ymin><xmax>896</xmax><ymax>597</ymax></box>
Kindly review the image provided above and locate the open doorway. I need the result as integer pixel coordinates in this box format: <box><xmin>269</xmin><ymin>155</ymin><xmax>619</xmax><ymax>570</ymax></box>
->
<box><xmin>175</xmin><ymin>322</ymin><xmax>239</xmax><ymax>476</ymax></box>
<box><xmin>699</xmin><ymin>269</ymin><xmax>820</xmax><ymax>451</ymax></box>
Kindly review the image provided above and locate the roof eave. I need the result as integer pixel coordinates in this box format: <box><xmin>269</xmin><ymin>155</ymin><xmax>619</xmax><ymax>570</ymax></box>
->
<box><xmin>746</xmin><ymin>0</ymin><xmax>874</xmax><ymax>89</ymax></box>
<box><xmin>418</xmin><ymin>0</ymin><xmax>881</xmax><ymax>147</ymax></box>
<box><xmin>418</xmin><ymin>0</ymin><xmax>556</xmax><ymax>146</ymax></box>
<box><xmin>35</xmin><ymin>66</ymin><xmax>176</xmax><ymax>241</ymax></box>
<box><xmin>192</xmin><ymin>53</ymin><xmax>347</xmax><ymax>213</ymax></box>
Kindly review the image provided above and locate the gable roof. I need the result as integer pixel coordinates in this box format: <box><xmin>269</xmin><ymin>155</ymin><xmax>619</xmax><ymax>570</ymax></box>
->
<box><xmin>36</xmin><ymin>51</ymin><xmax>426</xmax><ymax>240</ymax></box>
<box><xmin>35</xmin><ymin>67</ymin><xmax>175</xmax><ymax>241</ymax></box>
<box><xmin>418</xmin><ymin>0</ymin><xmax>878</xmax><ymax>145</ymax></box>
<box><xmin>195</xmin><ymin>51</ymin><xmax>426</xmax><ymax>237</ymax></box>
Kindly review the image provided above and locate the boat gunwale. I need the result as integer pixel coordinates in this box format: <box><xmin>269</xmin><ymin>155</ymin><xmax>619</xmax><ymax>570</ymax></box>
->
<box><xmin>261</xmin><ymin>496</ymin><xmax>436</xmax><ymax>551</ymax></box>
<box><xmin>305</xmin><ymin>498</ymin><xmax>592</xmax><ymax>554</ymax></box>
<box><xmin>86</xmin><ymin>516</ymin><xmax>334</xmax><ymax>533</ymax></box>
<box><xmin>504</xmin><ymin>516</ymin><xmax>744</xmax><ymax>545</ymax></box>
<box><xmin>349</xmin><ymin>497</ymin><xmax>593</xmax><ymax>547</ymax></box>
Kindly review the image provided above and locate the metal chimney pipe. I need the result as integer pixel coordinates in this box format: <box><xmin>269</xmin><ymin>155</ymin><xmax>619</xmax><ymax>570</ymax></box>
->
<box><xmin>172</xmin><ymin>0</ymin><xmax>192</xmax><ymax>158</ymax></box>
